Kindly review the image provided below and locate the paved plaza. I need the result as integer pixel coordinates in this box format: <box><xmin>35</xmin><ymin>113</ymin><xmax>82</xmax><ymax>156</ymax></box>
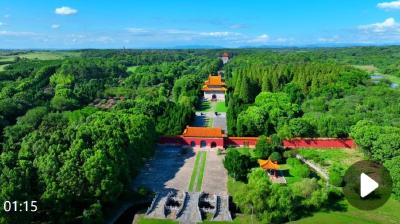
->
<box><xmin>131</xmin><ymin>146</ymin><xmax>196</xmax><ymax>192</ymax></box>
<box><xmin>201</xmin><ymin>150</ymin><xmax>228</xmax><ymax>194</ymax></box>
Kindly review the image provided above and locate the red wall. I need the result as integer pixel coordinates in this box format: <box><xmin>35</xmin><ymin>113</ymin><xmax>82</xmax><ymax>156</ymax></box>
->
<box><xmin>225</xmin><ymin>137</ymin><xmax>258</xmax><ymax>148</ymax></box>
<box><xmin>283</xmin><ymin>138</ymin><xmax>355</xmax><ymax>149</ymax></box>
<box><xmin>159</xmin><ymin>136</ymin><xmax>224</xmax><ymax>148</ymax></box>
<box><xmin>159</xmin><ymin>136</ymin><xmax>356</xmax><ymax>149</ymax></box>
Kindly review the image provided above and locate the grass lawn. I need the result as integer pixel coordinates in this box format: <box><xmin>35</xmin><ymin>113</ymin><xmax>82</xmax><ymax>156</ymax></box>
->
<box><xmin>188</xmin><ymin>151</ymin><xmax>207</xmax><ymax>192</ymax></box>
<box><xmin>381</xmin><ymin>74</ymin><xmax>400</xmax><ymax>85</ymax></box>
<box><xmin>202</xmin><ymin>215</ymin><xmax>261</xmax><ymax>224</ymax></box>
<box><xmin>215</xmin><ymin>101</ymin><xmax>227</xmax><ymax>112</ymax></box>
<box><xmin>290</xmin><ymin>198</ymin><xmax>400</xmax><ymax>224</ymax></box>
<box><xmin>206</xmin><ymin>117</ymin><xmax>214</xmax><ymax>127</ymax></box>
<box><xmin>0</xmin><ymin>51</ymin><xmax>80</xmax><ymax>61</ymax></box>
<box><xmin>230</xmin><ymin>147</ymin><xmax>257</xmax><ymax>158</ymax></box>
<box><xmin>24</xmin><ymin>51</ymin><xmax>79</xmax><ymax>60</ymax></box>
<box><xmin>188</xmin><ymin>152</ymin><xmax>202</xmax><ymax>191</ymax></box>
<box><xmin>279</xmin><ymin>163</ymin><xmax>304</xmax><ymax>184</ymax></box>
<box><xmin>0</xmin><ymin>64</ymin><xmax>9</xmax><ymax>71</ymax></box>
<box><xmin>353</xmin><ymin>64</ymin><xmax>378</xmax><ymax>73</ymax></box>
<box><xmin>127</xmin><ymin>65</ymin><xmax>138</xmax><ymax>73</ymax></box>
<box><xmin>353</xmin><ymin>65</ymin><xmax>400</xmax><ymax>85</ymax></box>
<box><xmin>136</xmin><ymin>216</ymin><xmax>178</xmax><ymax>224</ymax></box>
<box><xmin>296</xmin><ymin>148</ymin><xmax>365</xmax><ymax>170</ymax></box>
<box><xmin>195</xmin><ymin>151</ymin><xmax>207</xmax><ymax>191</ymax></box>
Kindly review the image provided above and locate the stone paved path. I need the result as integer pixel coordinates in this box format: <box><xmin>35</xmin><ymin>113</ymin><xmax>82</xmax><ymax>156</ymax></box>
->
<box><xmin>131</xmin><ymin>146</ymin><xmax>196</xmax><ymax>192</ymax></box>
<box><xmin>201</xmin><ymin>150</ymin><xmax>228</xmax><ymax>194</ymax></box>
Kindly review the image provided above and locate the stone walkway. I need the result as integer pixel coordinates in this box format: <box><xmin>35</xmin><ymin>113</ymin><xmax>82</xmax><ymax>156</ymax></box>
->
<box><xmin>131</xmin><ymin>146</ymin><xmax>196</xmax><ymax>192</ymax></box>
<box><xmin>194</xmin><ymin>111</ymin><xmax>227</xmax><ymax>133</ymax></box>
<box><xmin>296</xmin><ymin>154</ymin><xmax>329</xmax><ymax>180</ymax></box>
<box><xmin>201</xmin><ymin>150</ymin><xmax>228</xmax><ymax>194</ymax></box>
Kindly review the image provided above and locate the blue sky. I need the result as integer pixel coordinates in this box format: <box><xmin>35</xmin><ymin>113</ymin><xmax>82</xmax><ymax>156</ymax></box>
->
<box><xmin>1</xmin><ymin>0</ymin><xmax>400</xmax><ymax>48</ymax></box>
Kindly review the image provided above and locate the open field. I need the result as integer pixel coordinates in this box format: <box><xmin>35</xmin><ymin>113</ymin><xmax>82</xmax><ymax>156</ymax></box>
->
<box><xmin>290</xmin><ymin>198</ymin><xmax>400</xmax><ymax>224</ymax></box>
<box><xmin>0</xmin><ymin>64</ymin><xmax>9</xmax><ymax>71</ymax></box>
<box><xmin>353</xmin><ymin>64</ymin><xmax>400</xmax><ymax>85</ymax></box>
<box><xmin>353</xmin><ymin>64</ymin><xmax>378</xmax><ymax>73</ymax></box>
<box><xmin>0</xmin><ymin>51</ymin><xmax>80</xmax><ymax>61</ymax></box>
<box><xmin>381</xmin><ymin>74</ymin><xmax>400</xmax><ymax>85</ymax></box>
<box><xmin>296</xmin><ymin>148</ymin><xmax>366</xmax><ymax>170</ymax></box>
<box><xmin>127</xmin><ymin>65</ymin><xmax>138</xmax><ymax>73</ymax></box>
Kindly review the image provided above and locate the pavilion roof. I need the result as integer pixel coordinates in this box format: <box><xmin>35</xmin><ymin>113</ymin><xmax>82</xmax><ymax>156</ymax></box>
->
<box><xmin>258</xmin><ymin>159</ymin><xmax>279</xmax><ymax>170</ymax></box>
<box><xmin>204</xmin><ymin>75</ymin><xmax>225</xmax><ymax>86</ymax></box>
<box><xmin>182</xmin><ymin>126</ymin><xmax>224</xmax><ymax>138</ymax></box>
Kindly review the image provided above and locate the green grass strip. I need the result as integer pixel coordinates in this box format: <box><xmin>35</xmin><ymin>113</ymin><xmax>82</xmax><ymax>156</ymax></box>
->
<box><xmin>188</xmin><ymin>152</ymin><xmax>202</xmax><ymax>191</ymax></box>
<box><xmin>196</xmin><ymin>152</ymin><xmax>207</xmax><ymax>191</ymax></box>
<box><xmin>207</xmin><ymin>117</ymin><xmax>214</xmax><ymax>127</ymax></box>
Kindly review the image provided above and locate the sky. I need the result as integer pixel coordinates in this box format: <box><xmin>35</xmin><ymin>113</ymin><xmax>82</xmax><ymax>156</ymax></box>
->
<box><xmin>1</xmin><ymin>0</ymin><xmax>400</xmax><ymax>48</ymax></box>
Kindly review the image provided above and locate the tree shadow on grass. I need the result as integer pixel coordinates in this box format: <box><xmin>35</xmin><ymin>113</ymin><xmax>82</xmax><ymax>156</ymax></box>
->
<box><xmin>198</xmin><ymin>100</ymin><xmax>211</xmax><ymax>112</ymax></box>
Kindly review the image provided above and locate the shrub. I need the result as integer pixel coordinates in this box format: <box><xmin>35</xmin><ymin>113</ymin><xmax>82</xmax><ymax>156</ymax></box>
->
<box><xmin>254</xmin><ymin>135</ymin><xmax>273</xmax><ymax>159</ymax></box>
<box><xmin>329</xmin><ymin>164</ymin><xmax>345</xmax><ymax>187</ymax></box>
<box><xmin>269</xmin><ymin>152</ymin><xmax>282</xmax><ymax>163</ymax></box>
<box><xmin>283</xmin><ymin>150</ymin><xmax>296</xmax><ymax>158</ymax></box>
<box><xmin>223</xmin><ymin>149</ymin><xmax>255</xmax><ymax>182</ymax></box>
<box><xmin>287</xmin><ymin>158</ymin><xmax>310</xmax><ymax>178</ymax></box>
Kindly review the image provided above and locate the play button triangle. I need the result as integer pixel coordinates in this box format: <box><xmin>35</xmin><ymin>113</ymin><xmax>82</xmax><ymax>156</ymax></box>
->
<box><xmin>360</xmin><ymin>173</ymin><xmax>379</xmax><ymax>198</ymax></box>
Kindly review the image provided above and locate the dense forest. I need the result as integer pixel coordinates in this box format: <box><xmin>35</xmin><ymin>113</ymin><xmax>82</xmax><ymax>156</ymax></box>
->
<box><xmin>0</xmin><ymin>50</ymin><xmax>220</xmax><ymax>223</ymax></box>
<box><xmin>1</xmin><ymin>47</ymin><xmax>400</xmax><ymax>223</ymax></box>
<box><xmin>222</xmin><ymin>47</ymin><xmax>400</xmax><ymax>223</ymax></box>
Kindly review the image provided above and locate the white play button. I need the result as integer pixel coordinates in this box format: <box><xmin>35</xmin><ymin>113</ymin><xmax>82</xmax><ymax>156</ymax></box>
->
<box><xmin>360</xmin><ymin>173</ymin><xmax>379</xmax><ymax>198</ymax></box>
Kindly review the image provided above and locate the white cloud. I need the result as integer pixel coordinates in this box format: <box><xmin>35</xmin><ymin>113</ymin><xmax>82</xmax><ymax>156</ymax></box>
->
<box><xmin>359</xmin><ymin>17</ymin><xmax>398</xmax><ymax>33</ymax></box>
<box><xmin>199</xmin><ymin>31</ymin><xmax>240</xmax><ymax>37</ymax></box>
<box><xmin>0</xmin><ymin>30</ymin><xmax>36</xmax><ymax>36</ymax></box>
<box><xmin>51</xmin><ymin>24</ymin><xmax>60</xmax><ymax>29</ymax></box>
<box><xmin>126</xmin><ymin>28</ymin><xmax>151</xmax><ymax>35</ymax></box>
<box><xmin>247</xmin><ymin>34</ymin><xmax>270</xmax><ymax>43</ymax></box>
<box><xmin>318</xmin><ymin>35</ymin><xmax>340</xmax><ymax>42</ymax></box>
<box><xmin>55</xmin><ymin>6</ymin><xmax>78</xmax><ymax>15</ymax></box>
<box><xmin>377</xmin><ymin>1</ymin><xmax>400</xmax><ymax>10</ymax></box>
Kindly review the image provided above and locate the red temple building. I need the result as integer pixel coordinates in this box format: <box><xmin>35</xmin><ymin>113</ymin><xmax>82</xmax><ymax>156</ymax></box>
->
<box><xmin>202</xmin><ymin>75</ymin><xmax>226</xmax><ymax>101</ymax></box>
<box><xmin>159</xmin><ymin>126</ymin><xmax>259</xmax><ymax>149</ymax></box>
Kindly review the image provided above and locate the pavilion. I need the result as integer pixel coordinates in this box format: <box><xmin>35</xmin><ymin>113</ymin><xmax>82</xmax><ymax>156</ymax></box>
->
<box><xmin>202</xmin><ymin>75</ymin><xmax>226</xmax><ymax>101</ymax></box>
<box><xmin>258</xmin><ymin>159</ymin><xmax>280</xmax><ymax>178</ymax></box>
